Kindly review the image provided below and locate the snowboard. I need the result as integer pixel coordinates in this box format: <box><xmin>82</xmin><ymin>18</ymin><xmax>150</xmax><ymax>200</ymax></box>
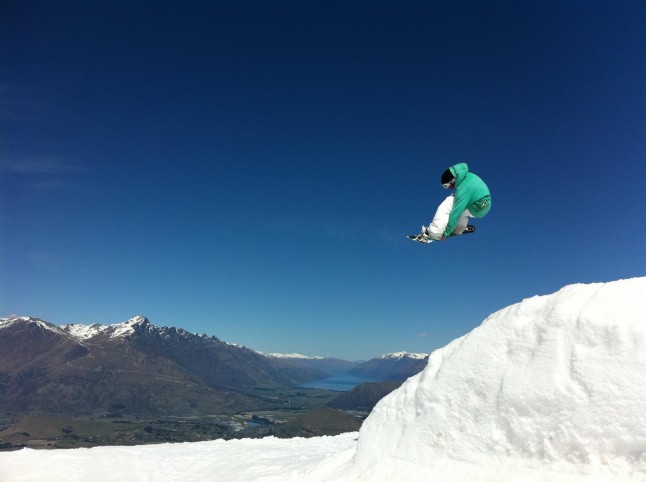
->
<box><xmin>407</xmin><ymin>225</ymin><xmax>476</xmax><ymax>244</ymax></box>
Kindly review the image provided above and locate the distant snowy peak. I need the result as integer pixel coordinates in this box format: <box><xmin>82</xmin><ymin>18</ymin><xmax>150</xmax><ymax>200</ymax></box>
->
<box><xmin>348</xmin><ymin>351</ymin><xmax>430</xmax><ymax>380</ymax></box>
<box><xmin>376</xmin><ymin>352</ymin><xmax>429</xmax><ymax>360</ymax></box>
<box><xmin>0</xmin><ymin>316</ymin><xmax>33</xmax><ymax>329</ymax></box>
<box><xmin>0</xmin><ymin>315</ymin><xmax>154</xmax><ymax>341</ymax></box>
<box><xmin>0</xmin><ymin>316</ymin><xmax>45</xmax><ymax>326</ymax></box>
<box><xmin>0</xmin><ymin>316</ymin><xmax>64</xmax><ymax>334</ymax></box>
<box><xmin>62</xmin><ymin>323</ymin><xmax>108</xmax><ymax>340</ymax></box>
<box><xmin>60</xmin><ymin>315</ymin><xmax>151</xmax><ymax>340</ymax></box>
<box><xmin>108</xmin><ymin>315</ymin><xmax>150</xmax><ymax>338</ymax></box>
<box><xmin>0</xmin><ymin>316</ymin><xmax>35</xmax><ymax>324</ymax></box>
<box><xmin>1</xmin><ymin>315</ymin><xmax>255</xmax><ymax>355</ymax></box>
<box><xmin>264</xmin><ymin>352</ymin><xmax>325</xmax><ymax>360</ymax></box>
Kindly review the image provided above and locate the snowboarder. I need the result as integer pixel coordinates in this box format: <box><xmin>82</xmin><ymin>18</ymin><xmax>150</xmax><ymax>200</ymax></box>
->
<box><xmin>418</xmin><ymin>163</ymin><xmax>491</xmax><ymax>241</ymax></box>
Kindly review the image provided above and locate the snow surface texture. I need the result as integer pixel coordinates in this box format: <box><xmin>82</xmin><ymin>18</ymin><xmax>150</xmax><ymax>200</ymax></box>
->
<box><xmin>2</xmin><ymin>277</ymin><xmax>645</xmax><ymax>482</ymax></box>
<box><xmin>350</xmin><ymin>277</ymin><xmax>646</xmax><ymax>481</ymax></box>
<box><xmin>0</xmin><ymin>434</ymin><xmax>358</xmax><ymax>482</ymax></box>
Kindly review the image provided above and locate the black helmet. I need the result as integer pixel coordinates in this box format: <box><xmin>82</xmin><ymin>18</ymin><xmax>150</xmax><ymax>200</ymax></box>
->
<box><xmin>440</xmin><ymin>168</ymin><xmax>454</xmax><ymax>188</ymax></box>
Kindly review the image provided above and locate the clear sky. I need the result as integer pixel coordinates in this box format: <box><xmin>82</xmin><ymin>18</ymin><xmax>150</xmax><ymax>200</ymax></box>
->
<box><xmin>2</xmin><ymin>1</ymin><xmax>645</xmax><ymax>361</ymax></box>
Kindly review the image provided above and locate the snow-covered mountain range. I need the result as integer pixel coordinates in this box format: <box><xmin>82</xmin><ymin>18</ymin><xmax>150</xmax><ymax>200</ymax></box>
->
<box><xmin>263</xmin><ymin>352</ymin><xmax>325</xmax><ymax>360</ymax></box>
<box><xmin>262</xmin><ymin>351</ymin><xmax>429</xmax><ymax>379</ymax></box>
<box><xmin>61</xmin><ymin>315</ymin><xmax>150</xmax><ymax>339</ymax></box>
<box><xmin>1</xmin><ymin>315</ymin><xmax>211</xmax><ymax>342</ymax></box>
<box><xmin>375</xmin><ymin>351</ymin><xmax>428</xmax><ymax>360</ymax></box>
<box><xmin>0</xmin><ymin>314</ymin><xmax>428</xmax><ymax>427</ymax></box>
<box><xmin>0</xmin><ymin>315</ymin><xmax>327</xmax><ymax>416</ymax></box>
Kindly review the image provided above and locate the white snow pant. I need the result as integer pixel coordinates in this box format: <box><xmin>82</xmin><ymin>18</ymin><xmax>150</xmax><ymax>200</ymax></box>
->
<box><xmin>426</xmin><ymin>194</ymin><xmax>472</xmax><ymax>240</ymax></box>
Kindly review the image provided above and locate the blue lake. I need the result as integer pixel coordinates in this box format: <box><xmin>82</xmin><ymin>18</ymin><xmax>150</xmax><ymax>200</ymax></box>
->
<box><xmin>298</xmin><ymin>374</ymin><xmax>382</xmax><ymax>391</ymax></box>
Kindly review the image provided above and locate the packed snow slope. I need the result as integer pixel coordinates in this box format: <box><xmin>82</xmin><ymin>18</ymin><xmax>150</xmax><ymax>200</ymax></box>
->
<box><xmin>1</xmin><ymin>277</ymin><xmax>645</xmax><ymax>482</ymax></box>
<box><xmin>346</xmin><ymin>277</ymin><xmax>646</xmax><ymax>481</ymax></box>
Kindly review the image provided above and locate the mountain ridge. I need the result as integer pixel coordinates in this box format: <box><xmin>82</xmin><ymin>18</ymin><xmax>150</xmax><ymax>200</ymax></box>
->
<box><xmin>347</xmin><ymin>351</ymin><xmax>430</xmax><ymax>380</ymax></box>
<box><xmin>0</xmin><ymin>316</ymin><xmax>327</xmax><ymax>417</ymax></box>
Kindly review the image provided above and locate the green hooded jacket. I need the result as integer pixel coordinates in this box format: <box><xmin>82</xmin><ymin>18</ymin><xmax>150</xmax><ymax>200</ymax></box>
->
<box><xmin>443</xmin><ymin>163</ymin><xmax>491</xmax><ymax>238</ymax></box>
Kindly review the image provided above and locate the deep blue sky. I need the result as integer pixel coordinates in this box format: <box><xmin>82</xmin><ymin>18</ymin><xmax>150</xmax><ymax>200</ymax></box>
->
<box><xmin>2</xmin><ymin>1</ymin><xmax>645</xmax><ymax>360</ymax></box>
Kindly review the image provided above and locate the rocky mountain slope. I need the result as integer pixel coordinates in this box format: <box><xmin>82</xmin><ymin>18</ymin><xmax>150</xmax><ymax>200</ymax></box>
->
<box><xmin>0</xmin><ymin>316</ymin><xmax>325</xmax><ymax>417</ymax></box>
<box><xmin>346</xmin><ymin>352</ymin><xmax>429</xmax><ymax>380</ymax></box>
<box><xmin>327</xmin><ymin>381</ymin><xmax>404</xmax><ymax>412</ymax></box>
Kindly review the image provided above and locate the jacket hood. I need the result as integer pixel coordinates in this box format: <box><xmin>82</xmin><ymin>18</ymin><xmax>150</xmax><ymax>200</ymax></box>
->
<box><xmin>451</xmin><ymin>163</ymin><xmax>469</xmax><ymax>186</ymax></box>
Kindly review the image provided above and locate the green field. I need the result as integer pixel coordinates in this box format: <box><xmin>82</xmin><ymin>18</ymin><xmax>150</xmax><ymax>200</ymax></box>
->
<box><xmin>0</xmin><ymin>387</ymin><xmax>352</xmax><ymax>450</ymax></box>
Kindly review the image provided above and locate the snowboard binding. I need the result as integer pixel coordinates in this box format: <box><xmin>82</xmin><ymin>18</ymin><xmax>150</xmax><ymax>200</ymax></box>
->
<box><xmin>407</xmin><ymin>225</ymin><xmax>476</xmax><ymax>244</ymax></box>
